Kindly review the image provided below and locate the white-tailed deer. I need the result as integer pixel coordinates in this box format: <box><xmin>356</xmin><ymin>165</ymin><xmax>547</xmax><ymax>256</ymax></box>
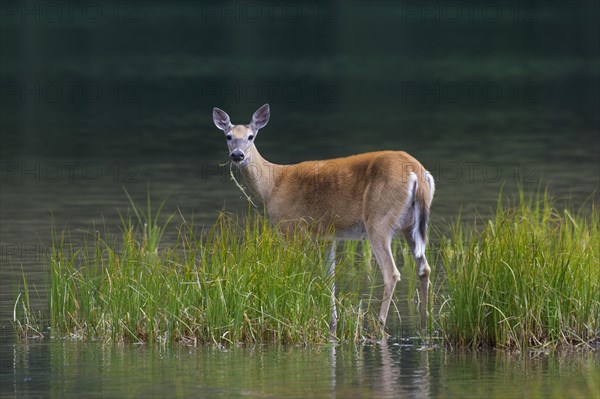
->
<box><xmin>212</xmin><ymin>104</ymin><xmax>435</xmax><ymax>334</ymax></box>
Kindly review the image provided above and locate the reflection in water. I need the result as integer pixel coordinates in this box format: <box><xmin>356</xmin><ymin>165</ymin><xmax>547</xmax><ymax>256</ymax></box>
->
<box><xmin>2</xmin><ymin>339</ymin><xmax>598</xmax><ymax>399</ymax></box>
<box><xmin>359</xmin><ymin>341</ymin><xmax>431</xmax><ymax>398</ymax></box>
<box><xmin>330</xmin><ymin>345</ymin><xmax>336</xmax><ymax>397</ymax></box>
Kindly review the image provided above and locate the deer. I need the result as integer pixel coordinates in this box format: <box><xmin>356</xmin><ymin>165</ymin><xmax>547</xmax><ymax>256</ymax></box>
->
<box><xmin>212</xmin><ymin>104</ymin><xmax>435</xmax><ymax>336</ymax></box>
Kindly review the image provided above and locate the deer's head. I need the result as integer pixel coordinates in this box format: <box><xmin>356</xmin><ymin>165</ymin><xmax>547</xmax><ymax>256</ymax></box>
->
<box><xmin>212</xmin><ymin>104</ymin><xmax>270</xmax><ymax>165</ymax></box>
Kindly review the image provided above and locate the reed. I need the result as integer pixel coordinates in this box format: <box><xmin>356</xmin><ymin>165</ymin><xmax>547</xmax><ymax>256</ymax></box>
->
<box><xmin>14</xmin><ymin>190</ymin><xmax>598</xmax><ymax>349</ymax></box>
<box><xmin>438</xmin><ymin>191</ymin><xmax>599</xmax><ymax>349</ymax></box>
<box><xmin>15</xmin><ymin>200</ymin><xmax>367</xmax><ymax>345</ymax></box>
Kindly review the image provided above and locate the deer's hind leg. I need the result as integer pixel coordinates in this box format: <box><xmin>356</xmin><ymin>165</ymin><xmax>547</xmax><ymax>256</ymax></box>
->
<box><xmin>367</xmin><ymin>227</ymin><xmax>400</xmax><ymax>329</ymax></box>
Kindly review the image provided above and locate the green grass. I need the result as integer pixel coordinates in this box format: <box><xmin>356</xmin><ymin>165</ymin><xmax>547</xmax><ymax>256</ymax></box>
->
<box><xmin>12</xmin><ymin>190</ymin><xmax>599</xmax><ymax>349</ymax></box>
<box><xmin>438</xmin><ymin>191</ymin><xmax>600</xmax><ymax>349</ymax></box>
<box><xmin>14</xmin><ymin>201</ymin><xmax>368</xmax><ymax>345</ymax></box>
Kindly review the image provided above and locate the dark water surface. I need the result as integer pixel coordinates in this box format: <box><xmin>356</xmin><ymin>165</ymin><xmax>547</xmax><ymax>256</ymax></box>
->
<box><xmin>1</xmin><ymin>1</ymin><xmax>599</xmax><ymax>398</ymax></box>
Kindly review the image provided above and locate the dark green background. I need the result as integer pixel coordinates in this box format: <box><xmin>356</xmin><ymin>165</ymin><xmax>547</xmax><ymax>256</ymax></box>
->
<box><xmin>2</xmin><ymin>1</ymin><xmax>598</xmax><ymax>165</ymax></box>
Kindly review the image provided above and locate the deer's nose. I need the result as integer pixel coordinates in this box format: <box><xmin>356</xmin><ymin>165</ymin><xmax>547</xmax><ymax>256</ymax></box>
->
<box><xmin>230</xmin><ymin>150</ymin><xmax>245</xmax><ymax>162</ymax></box>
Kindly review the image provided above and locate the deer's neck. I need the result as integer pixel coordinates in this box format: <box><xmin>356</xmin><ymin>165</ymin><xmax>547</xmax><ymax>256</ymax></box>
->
<box><xmin>238</xmin><ymin>146</ymin><xmax>280</xmax><ymax>203</ymax></box>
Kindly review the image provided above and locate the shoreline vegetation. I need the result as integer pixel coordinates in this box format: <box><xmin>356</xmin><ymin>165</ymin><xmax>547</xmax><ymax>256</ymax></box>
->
<box><xmin>13</xmin><ymin>191</ymin><xmax>599</xmax><ymax>349</ymax></box>
<box><xmin>438</xmin><ymin>191</ymin><xmax>598</xmax><ymax>350</ymax></box>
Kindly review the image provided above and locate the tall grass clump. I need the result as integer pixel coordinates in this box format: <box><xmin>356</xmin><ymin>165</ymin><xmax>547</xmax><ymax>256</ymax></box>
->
<box><xmin>15</xmin><ymin>203</ymin><xmax>366</xmax><ymax>345</ymax></box>
<box><xmin>439</xmin><ymin>191</ymin><xmax>599</xmax><ymax>349</ymax></box>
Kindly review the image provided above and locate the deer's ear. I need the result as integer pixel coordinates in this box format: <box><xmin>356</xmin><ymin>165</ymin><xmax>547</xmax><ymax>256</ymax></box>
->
<box><xmin>213</xmin><ymin>107</ymin><xmax>232</xmax><ymax>131</ymax></box>
<box><xmin>251</xmin><ymin>104</ymin><xmax>270</xmax><ymax>132</ymax></box>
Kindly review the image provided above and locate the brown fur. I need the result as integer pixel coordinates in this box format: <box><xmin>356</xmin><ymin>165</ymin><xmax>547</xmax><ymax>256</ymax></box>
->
<box><xmin>242</xmin><ymin>149</ymin><xmax>432</xmax><ymax>238</ymax></box>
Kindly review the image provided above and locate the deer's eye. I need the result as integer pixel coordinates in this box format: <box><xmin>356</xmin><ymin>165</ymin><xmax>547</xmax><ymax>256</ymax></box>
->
<box><xmin>226</xmin><ymin>135</ymin><xmax>232</xmax><ymax>141</ymax></box>
<box><xmin>248</xmin><ymin>135</ymin><xmax>254</xmax><ymax>141</ymax></box>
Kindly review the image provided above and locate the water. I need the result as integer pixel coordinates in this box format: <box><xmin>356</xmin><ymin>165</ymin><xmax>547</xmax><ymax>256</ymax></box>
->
<box><xmin>1</xmin><ymin>1</ymin><xmax>599</xmax><ymax>398</ymax></box>
<box><xmin>1</xmin><ymin>339</ymin><xmax>598</xmax><ymax>399</ymax></box>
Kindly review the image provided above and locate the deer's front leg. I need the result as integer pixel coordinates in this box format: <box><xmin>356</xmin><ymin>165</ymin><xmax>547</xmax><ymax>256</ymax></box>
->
<box><xmin>326</xmin><ymin>241</ymin><xmax>338</xmax><ymax>338</ymax></box>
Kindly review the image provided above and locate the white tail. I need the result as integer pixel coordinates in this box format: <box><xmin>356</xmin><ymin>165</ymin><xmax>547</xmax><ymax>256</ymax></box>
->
<box><xmin>213</xmin><ymin>104</ymin><xmax>435</xmax><ymax>333</ymax></box>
